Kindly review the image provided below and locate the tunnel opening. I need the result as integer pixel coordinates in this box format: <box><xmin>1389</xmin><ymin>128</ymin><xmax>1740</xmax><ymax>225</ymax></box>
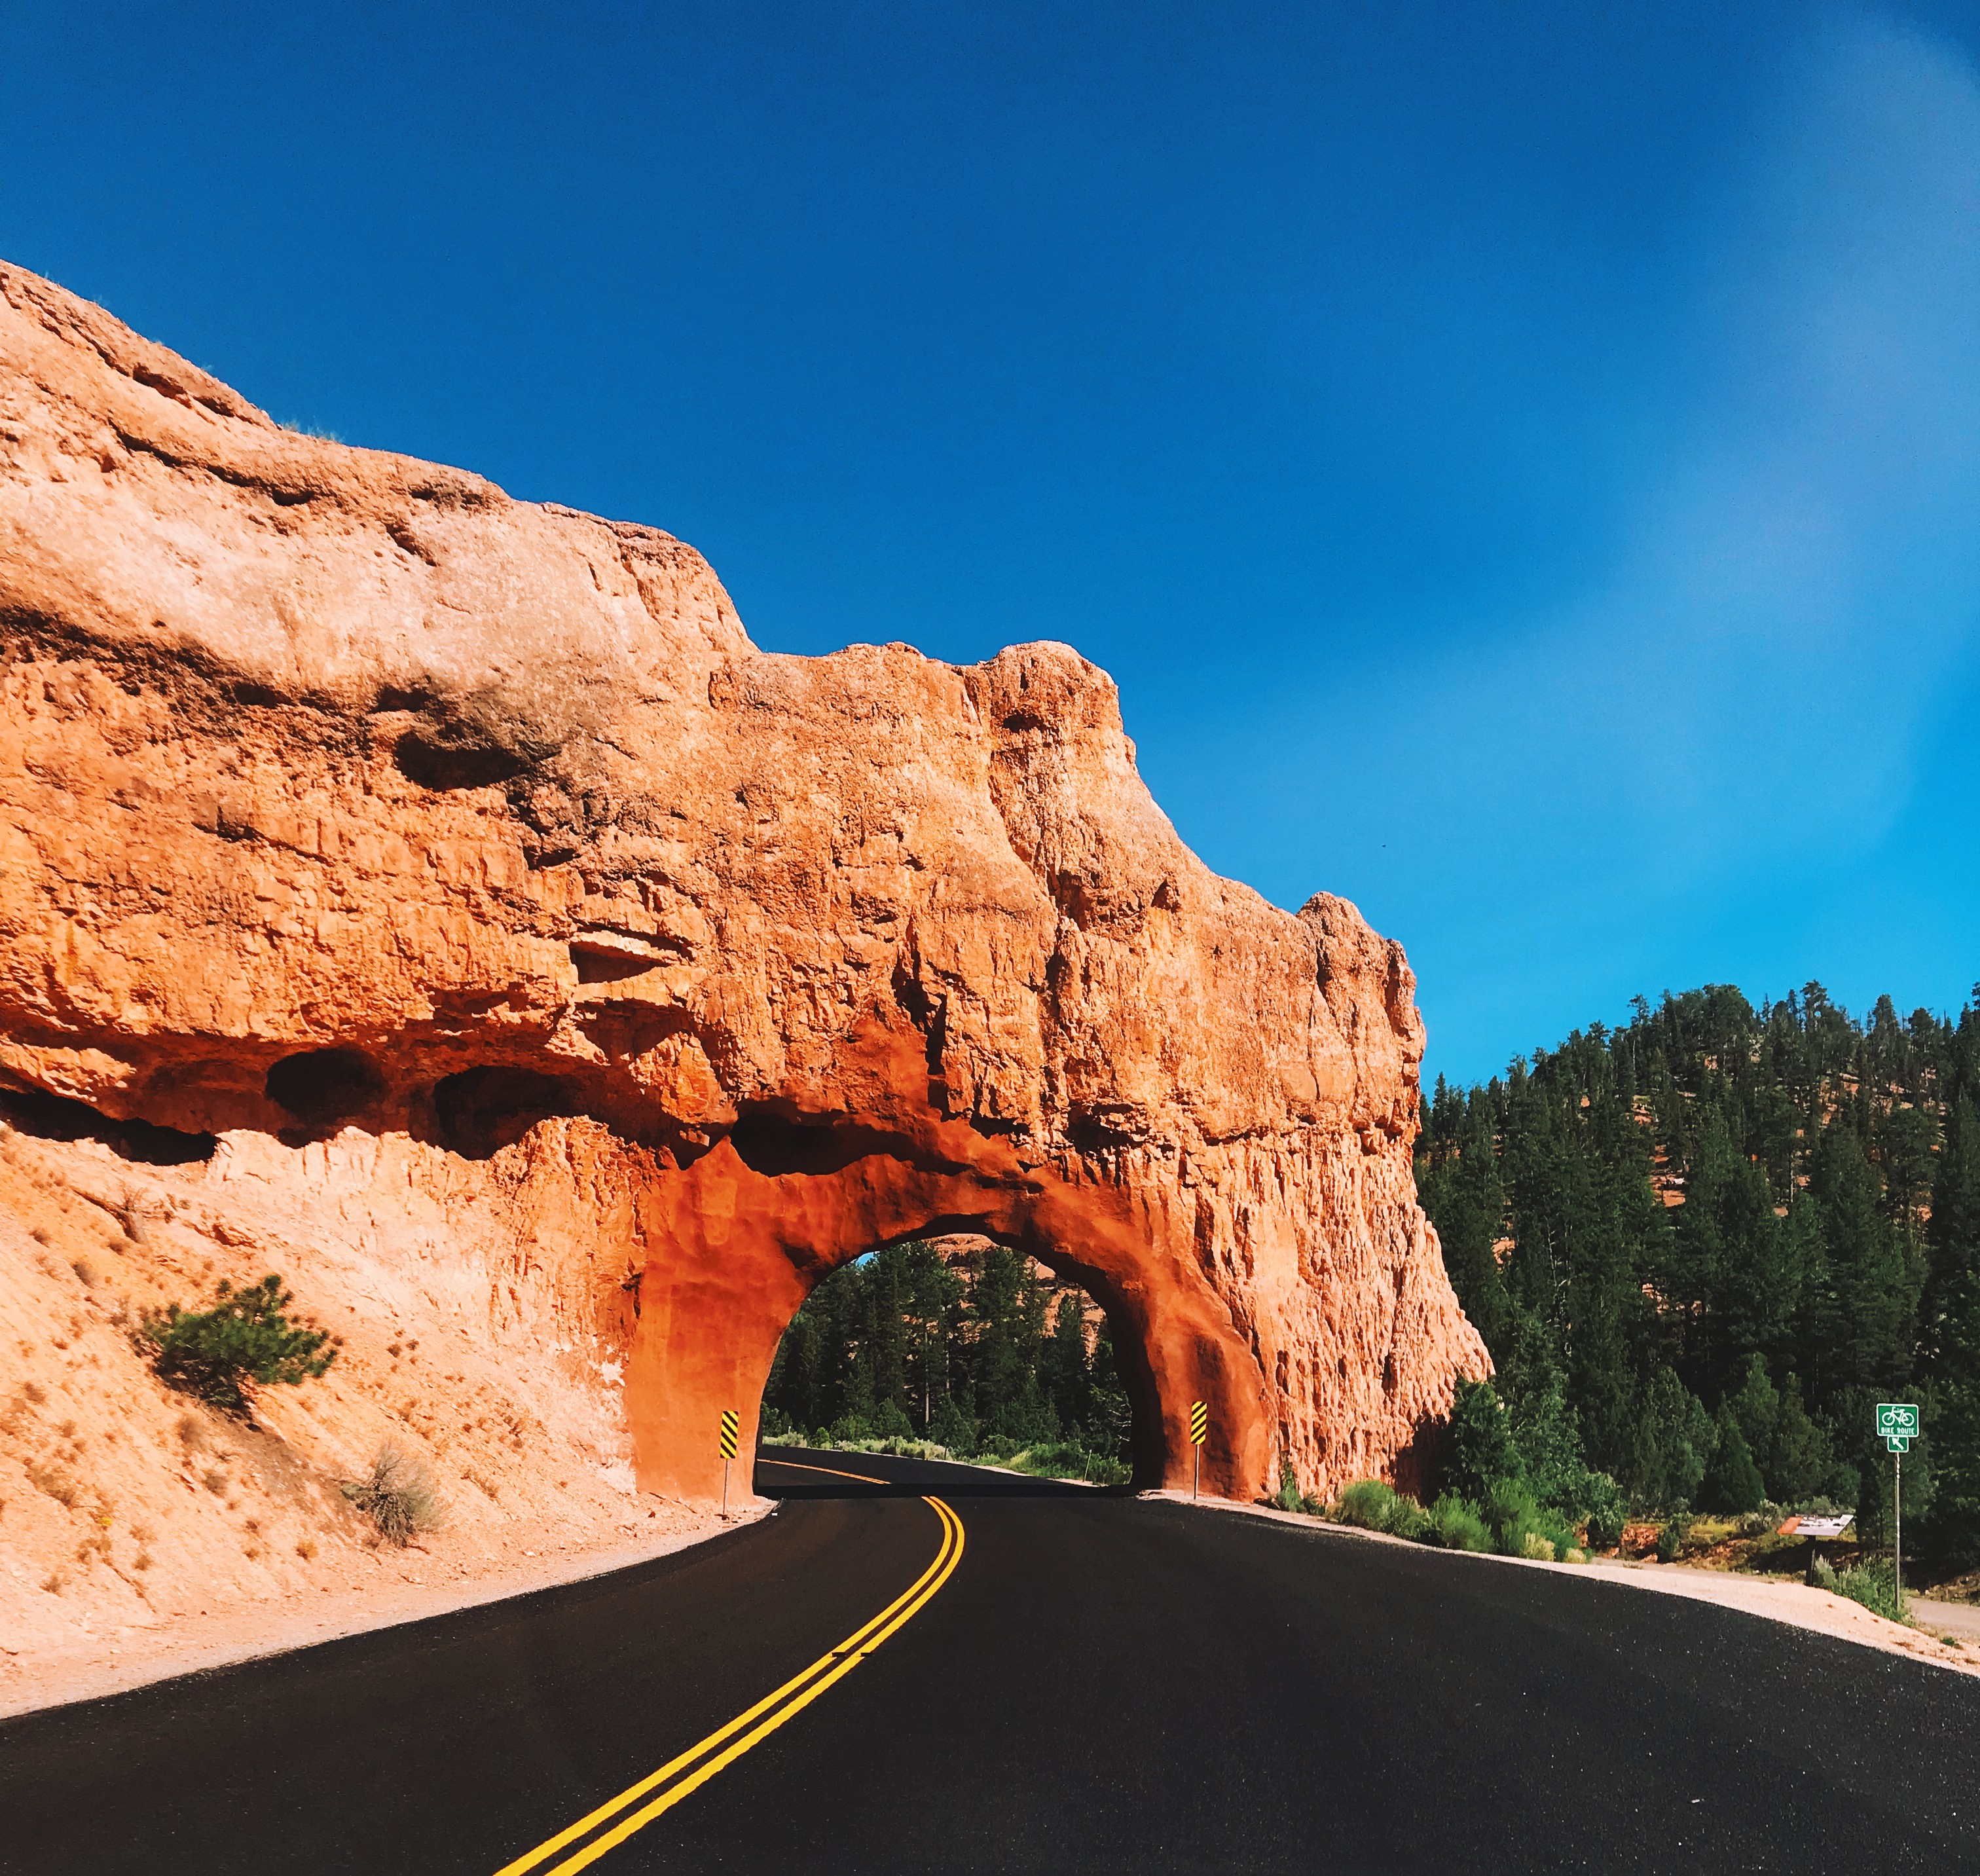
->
<box><xmin>755</xmin><ymin>1234</ymin><xmax>1148</xmax><ymax>1489</ymax></box>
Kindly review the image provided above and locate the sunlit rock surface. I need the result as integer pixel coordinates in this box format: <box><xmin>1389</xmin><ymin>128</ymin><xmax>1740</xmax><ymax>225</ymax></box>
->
<box><xmin>0</xmin><ymin>260</ymin><xmax>1488</xmax><ymax>1505</ymax></box>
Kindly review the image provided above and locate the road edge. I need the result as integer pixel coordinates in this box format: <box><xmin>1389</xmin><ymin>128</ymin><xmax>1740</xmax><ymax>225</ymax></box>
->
<box><xmin>1144</xmin><ymin>1489</ymin><xmax>1980</xmax><ymax>1681</ymax></box>
<box><xmin>0</xmin><ymin>1500</ymin><xmax>776</xmax><ymax>1723</ymax></box>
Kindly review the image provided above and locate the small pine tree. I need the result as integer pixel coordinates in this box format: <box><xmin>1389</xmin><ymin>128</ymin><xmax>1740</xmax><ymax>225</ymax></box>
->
<box><xmin>1700</xmin><ymin>1401</ymin><xmax>1766</xmax><ymax>1514</ymax></box>
<box><xmin>1040</xmin><ymin>1293</ymin><xmax>1092</xmax><ymax>1432</ymax></box>
<box><xmin>928</xmin><ymin>1393</ymin><xmax>976</xmax><ymax>1455</ymax></box>
<box><xmin>1625</xmin><ymin>1368</ymin><xmax>1714</xmax><ymax>1511</ymax></box>
<box><xmin>1444</xmin><ymin>1377</ymin><xmax>1522</xmax><ymax>1503</ymax></box>
<box><xmin>1764</xmin><ymin>1370</ymin><xmax>1831</xmax><ymax>1504</ymax></box>
<box><xmin>141</xmin><ymin>1274</ymin><xmax>335</xmax><ymax>1413</ymax></box>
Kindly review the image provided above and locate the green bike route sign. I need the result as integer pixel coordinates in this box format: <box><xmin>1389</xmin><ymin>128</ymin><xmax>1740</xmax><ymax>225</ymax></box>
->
<box><xmin>1877</xmin><ymin>1401</ymin><xmax>1919</xmax><ymax>1453</ymax></box>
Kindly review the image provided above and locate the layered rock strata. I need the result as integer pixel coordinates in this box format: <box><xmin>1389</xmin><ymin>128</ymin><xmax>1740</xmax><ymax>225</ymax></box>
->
<box><xmin>0</xmin><ymin>261</ymin><xmax>1488</xmax><ymax>1504</ymax></box>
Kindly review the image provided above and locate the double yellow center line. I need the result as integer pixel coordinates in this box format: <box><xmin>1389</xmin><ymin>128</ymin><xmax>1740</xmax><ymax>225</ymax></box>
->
<box><xmin>494</xmin><ymin>1460</ymin><xmax>964</xmax><ymax>1876</ymax></box>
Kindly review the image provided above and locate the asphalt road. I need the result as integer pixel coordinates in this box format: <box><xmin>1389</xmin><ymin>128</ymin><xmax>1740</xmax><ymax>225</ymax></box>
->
<box><xmin>6</xmin><ymin>1446</ymin><xmax>1979</xmax><ymax>1874</ymax></box>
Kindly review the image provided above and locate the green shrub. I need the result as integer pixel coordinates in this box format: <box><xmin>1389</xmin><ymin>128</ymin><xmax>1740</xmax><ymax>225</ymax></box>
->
<box><xmin>1484</xmin><ymin>1480</ymin><xmax>1544</xmax><ymax>1556</ymax></box>
<box><xmin>340</xmin><ymin>1445</ymin><xmax>445</xmax><ymax>1546</ymax></box>
<box><xmin>1655</xmin><ymin>1511</ymin><xmax>1693</xmax><ymax>1562</ymax></box>
<box><xmin>1274</xmin><ymin>1460</ymin><xmax>1307</xmax><ymax>1514</ymax></box>
<box><xmin>1477</xmin><ymin>1481</ymin><xmax>1579</xmax><ymax>1562</ymax></box>
<box><xmin>1311</xmin><ymin>1473</ymin><xmax>1576</xmax><ymax>1561</ymax></box>
<box><xmin>140</xmin><ymin>1275</ymin><xmax>334</xmax><ymax>1413</ymax></box>
<box><xmin>1427</xmin><ymin>1492</ymin><xmax>1492</xmax><ymax>1551</ymax></box>
<box><xmin>1326</xmin><ymin>1479</ymin><xmax>1442</xmax><ymax>1540</ymax></box>
<box><xmin>1385</xmin><ymin>1494</ymin><xmax>1435</xmax><ymax>1541</ymax></box>
<box><xmin>834</xmin><ymin>1434</ymin><xmax>953</xmax><ymax>1462</ymax></box>
<box><xmin>1333</xmin><ymin>1479</ymin><xmax>1399</xmax><ymax>1532</ymax></box>
<box><xmin>926</xmin><ymin>1396</ymin><xmax>977</xmax><ymax>1456</ymax></box>
<box><xmin>1581</xmin><ymin>1474</ymin><xmax>1627</xmax><ymax>1551</ymax></box>
<box><xmin>1827</xmin><ymin>1558</ymin><xmax>1907</xmax><ymax>1624</ymax></box>
<box><xmin>1000</xmin><ymin>1440</ymin><xmax>1131</xmax><ymax>1487</ymax></box>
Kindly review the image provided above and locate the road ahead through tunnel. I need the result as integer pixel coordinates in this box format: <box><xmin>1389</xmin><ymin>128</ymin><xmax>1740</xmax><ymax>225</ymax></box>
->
<box><xmin>4</xmin><ymin>1448</ymin><xmax>1978</xmax><ymax>1873</ymax></box>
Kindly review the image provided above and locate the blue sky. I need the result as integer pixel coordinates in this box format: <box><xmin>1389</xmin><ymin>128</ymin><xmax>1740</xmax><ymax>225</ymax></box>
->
<box><xmin>7</xmin><ymin>2</ymin><xmax>1977</xmax><ymax>1084</ymax></box>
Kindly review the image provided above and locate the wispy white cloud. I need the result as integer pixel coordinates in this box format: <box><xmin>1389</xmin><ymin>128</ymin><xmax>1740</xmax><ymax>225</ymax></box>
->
<box><xmin>1212</xmin><ymin>13</ymin><xmax>1980</xmax><ymax>1073</ymax></box>
<box><xmin>1417</xmin><ymin>12</ymin><xmax>1980</xmax><ymax>878</ymax></box>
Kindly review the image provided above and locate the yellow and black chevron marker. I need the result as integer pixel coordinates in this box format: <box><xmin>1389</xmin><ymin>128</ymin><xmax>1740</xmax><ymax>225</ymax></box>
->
<box><xmin>1188</xmin><ymin>1400</ymin><xmax>1208</xmax><ymax>1446</ymax></box>
<box><xmin>719</xmin><ymin>1408</ymin><xmax>741</xmax><ymax>1517</ymax></box>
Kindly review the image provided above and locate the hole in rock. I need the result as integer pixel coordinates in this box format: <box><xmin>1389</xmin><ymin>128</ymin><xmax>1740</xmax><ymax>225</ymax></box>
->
<box><xmin>393</xmin><ymin>731</ymin><xmax>534</xmax><ymax>792</ymax></box>
<box><xmin>758</xmin><ymin>1234</ymin><xmax>1154</xmax><ymax>1490</ymax></box>
<box><xmin>727</xmin><ymin>1108</ymin><xmax>928</xmax><ymax>1179</ymax></box>
<box><xmin>265</xmin><ymin>1047</ymin><xmax>385</xmax><ymax>1125</ymax></box>
<box><xmin>570</xmin><ymin>942</ymin><xmax>665</xmax><ymax>984</ymax></box>
<box><xmin>1065</xmin><ymin>1103</ymin><xmax>1147</xmax><ymax>1156</ymax></box>
<box><xmin>230</xmin><ymin>681</ymin><xmax>289</xmax><ymax>709</ymax></box>
<box><xmin>433</xmin><ymin>1066</ymin><xmax>578</xmax><ymax>1160</ymax></box>
<box><xmin>0</xmin><ymin>1086</ymin><xmax>216</xmax><ymax>1165</ymax></box>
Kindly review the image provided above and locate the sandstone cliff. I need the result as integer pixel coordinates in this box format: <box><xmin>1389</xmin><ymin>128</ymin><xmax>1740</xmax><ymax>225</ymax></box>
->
<box><xmin>0</xmin><ymin>261</ymin><xmax>1488</xmax><ymax>1552</ymax></box>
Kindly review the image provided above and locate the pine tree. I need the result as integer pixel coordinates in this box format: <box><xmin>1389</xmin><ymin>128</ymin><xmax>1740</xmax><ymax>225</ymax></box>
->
<box><xmin>1805</xmin><ymin>1126</ymin><xmax>1919</xmax><ymax>1402</ymax></box>
<box><xmin>1624</xmin><ymin>1367</ymin><xmax>1714</xmax><ymax>1511</ymax></box>
<box><xmin>1040</xmin><ymin>1293</ymin><xmax>1092</xmax><ymax>1436</ymax></box>
<box><xmin>1415</xmin><ymin>1091</ymin><xmax>1513</xmax><ymax>1355</ymax></box>
<box><xmin>1924</xmin><ymin>1099</ymin><xmax>1980</xmax><ymax>1568</ymax></box>
<box><xmin>1700</xmin><ymin>1401</ymin><xmax>1766</xmax><ymax>1514</ymax></box>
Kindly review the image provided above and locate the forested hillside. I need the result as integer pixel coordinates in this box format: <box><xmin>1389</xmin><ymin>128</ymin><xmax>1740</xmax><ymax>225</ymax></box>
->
<box><xmin>1418</xmin><ymin>983</ymin><xmax>1980</xmax><ymax>1569</ymax></box>
<box><xmin>760</xmin><ymin>1241</ymin><xmax>1135</xmax><ymax>1473</ymax></box>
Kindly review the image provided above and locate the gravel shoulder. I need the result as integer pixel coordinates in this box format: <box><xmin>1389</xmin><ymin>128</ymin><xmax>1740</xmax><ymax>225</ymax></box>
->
<box><xmin>0</xmin><ymin>1498</ymin><xmax>765</xmax><ymax>1720</ymax></box>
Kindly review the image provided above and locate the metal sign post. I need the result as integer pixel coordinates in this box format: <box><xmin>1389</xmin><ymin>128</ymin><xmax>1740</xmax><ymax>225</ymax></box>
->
<box><xmin>1875</xmin><ymin>1402</ymin><xmax>1919</xmax><ymax>1611</ymax></box>
<box><xmin>1188</xmin><ymin>1399</ymin><xmax>1207</xmax><ymax>1499</ymax></box>
<box><xmin>719</xmin><ymin>1408</ymin><xmax>739</xmax><ymax>1517</ymax></box>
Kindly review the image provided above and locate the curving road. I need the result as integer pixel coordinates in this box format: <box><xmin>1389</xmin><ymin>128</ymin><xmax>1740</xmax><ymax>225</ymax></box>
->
<box><xmin>5</xmin><ymin>1446</ymin><xmax>1979</xmax><ymax>1873</ymax></box>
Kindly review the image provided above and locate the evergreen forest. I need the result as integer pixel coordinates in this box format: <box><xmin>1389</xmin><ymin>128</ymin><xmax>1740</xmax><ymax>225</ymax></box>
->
<box><xmin>760</xmin><ymin>1241</ymin><xmax>1135</xmax><ymax>1480</ymax></box>
<box><xmin>1417</xmin><ymin>982</ymin><xmax>1980</xmax><ymax>1571</ymax></box>
<box><xmin>754</xmin><ymin>982</ymin><xmax>1980</xmax><ymax>1571</ymax></box>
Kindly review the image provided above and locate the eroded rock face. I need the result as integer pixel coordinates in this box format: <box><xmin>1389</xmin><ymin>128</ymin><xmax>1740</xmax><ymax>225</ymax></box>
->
<box><xmin>0</xmin><ymin>261</ymin><xmax>1488</xmax><ymax>1502</ymax></box>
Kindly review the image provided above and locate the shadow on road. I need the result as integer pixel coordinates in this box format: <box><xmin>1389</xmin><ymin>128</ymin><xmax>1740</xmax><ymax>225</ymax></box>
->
<box><xmin>753</xmin><ymin>1448</ymin><xmax>1133</xmax><ymax>1502</ymax></box>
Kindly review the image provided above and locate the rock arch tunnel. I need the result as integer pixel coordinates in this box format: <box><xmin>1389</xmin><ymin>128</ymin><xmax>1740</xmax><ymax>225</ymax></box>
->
<box><xmin>0</xmin><ymin>259</ymin><xmax>1489</xmax><ymax>1511</ymax></box>
<box><xmin>613</xmin><ymin>1090</ymin><xmax>1254</xmax><ymax>1500</ymax></box>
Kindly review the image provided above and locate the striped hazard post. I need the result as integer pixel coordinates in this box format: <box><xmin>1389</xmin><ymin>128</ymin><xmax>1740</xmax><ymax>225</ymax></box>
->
<box><xmin>1189</xmin><ymin>1399</ymin><xmax>1207</xmax><ymax>1499</ymax></box>
<box><xmin>720</xmin><ymin>1409</ymin><xmax>739</xmax><ymax>1515</ymax></box>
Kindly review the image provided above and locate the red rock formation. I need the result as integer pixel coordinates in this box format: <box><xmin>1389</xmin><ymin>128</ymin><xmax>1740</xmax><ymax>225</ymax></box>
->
<box><xmin>0</xmin><ymin>261</ymin><xmax>1487</xmax><ymax>1505</ymax></box>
